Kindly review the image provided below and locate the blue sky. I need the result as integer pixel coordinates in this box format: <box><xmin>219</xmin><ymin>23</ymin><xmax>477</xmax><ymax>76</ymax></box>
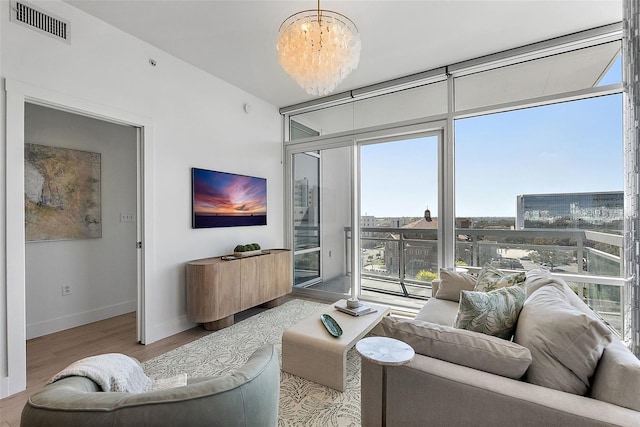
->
<box><xmin>361</xmin><ymin>137</ymin><xmax>439</xmax><ymax>218</ymax></box>
<box><xmin>361</xmin><ymin>58</ymin><xmax>623</xmax><ymax>218</ymax></box>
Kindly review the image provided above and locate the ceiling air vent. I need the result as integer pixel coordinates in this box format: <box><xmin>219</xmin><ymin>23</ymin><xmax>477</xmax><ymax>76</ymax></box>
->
<box><xmin>10</xmin><ymin>0</ymin><xmax>70</xmax><ymax>43</ymax></box>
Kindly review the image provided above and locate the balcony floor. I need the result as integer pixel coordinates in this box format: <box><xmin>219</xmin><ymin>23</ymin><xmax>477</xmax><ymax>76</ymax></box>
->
<box><xmin>305</xmin><ymin>275</ymin><xmax>432</xmax><ymax>311</ymax></box>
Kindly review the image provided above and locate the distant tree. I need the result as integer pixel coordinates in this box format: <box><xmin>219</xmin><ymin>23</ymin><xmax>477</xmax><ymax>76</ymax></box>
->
<box><xmin>529</xmin><ymin>249</ymin><xmax>574</xmax><ymax>270</ymax></box>
<box><xmin>473</xmin><ymin>219</ymin><xmax>515</xmax><ymax>229</ymax></box>
<box><xmin>416</xmin><ymin>270</ymin><xmax>437</xmax><ymax>281</ymax></box>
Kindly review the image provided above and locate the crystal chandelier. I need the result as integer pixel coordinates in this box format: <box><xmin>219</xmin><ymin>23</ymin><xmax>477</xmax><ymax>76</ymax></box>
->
<box><xmin>277</xmin><ymin>0</ymin><xmax>361</xmax><ymax>96</ymax></box>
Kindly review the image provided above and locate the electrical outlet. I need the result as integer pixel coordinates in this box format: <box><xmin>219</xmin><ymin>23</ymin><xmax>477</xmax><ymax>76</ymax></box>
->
<box><xmin>120</xmin><ymin>212</ymin><xmax>135</xmax><ymax>223</ymax></box>
<box><xmin>62</xmin><ymin>284</ymin><xmax>71</xmax><ymax>296</ymax></box>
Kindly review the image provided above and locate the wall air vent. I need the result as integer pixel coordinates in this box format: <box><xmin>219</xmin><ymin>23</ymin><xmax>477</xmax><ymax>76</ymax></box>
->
<box><xmin>10</xmin><ymin>0</ymin><xmax>70</xmax><ymax>43</ymax></box>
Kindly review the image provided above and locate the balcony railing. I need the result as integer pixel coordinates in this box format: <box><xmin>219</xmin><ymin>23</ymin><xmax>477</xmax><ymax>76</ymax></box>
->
<box><xmin>343</xmin><ymin>226</ymin><xmax>626</xmax><ymax>336</ymax></box>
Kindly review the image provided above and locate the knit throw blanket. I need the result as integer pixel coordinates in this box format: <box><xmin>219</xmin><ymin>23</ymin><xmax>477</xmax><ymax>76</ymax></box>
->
<box><xmin>49</xmin><ymin>353</ymin><xmax>152</xmax><ymax>393</ymax></box>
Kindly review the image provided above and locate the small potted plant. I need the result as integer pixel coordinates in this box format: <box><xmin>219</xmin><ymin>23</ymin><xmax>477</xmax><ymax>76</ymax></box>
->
<box><xmin>233</xmin><ymin>243</ymin><xmax>262</xmax><ymax>257</ymax></box>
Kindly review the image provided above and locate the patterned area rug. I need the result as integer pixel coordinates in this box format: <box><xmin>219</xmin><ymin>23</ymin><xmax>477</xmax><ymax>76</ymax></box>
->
<box><xmin>142</xmin><ymin>300</ymin><xmax>361</xmax><ymax>426</ymax></box>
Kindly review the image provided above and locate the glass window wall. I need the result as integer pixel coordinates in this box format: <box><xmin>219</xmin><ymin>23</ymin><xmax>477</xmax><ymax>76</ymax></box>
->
<box><xmin>288</xmin><ymin>81</ymin><xmax>447</xmax><ymax>141</ymax></box>
<box><xmin>454</xmin><ymin>94</ymin><xmax>623</xmax><ymax>332</ymax></box>
<box><xmin>454</xmin><ymin>41</ymin><xmax>621</xmax><ymax>111</ymax></box>
<box><xmin>283</xmin><ymin>27</ymin><xmax>625</xmax><ymax>324</ymax></box>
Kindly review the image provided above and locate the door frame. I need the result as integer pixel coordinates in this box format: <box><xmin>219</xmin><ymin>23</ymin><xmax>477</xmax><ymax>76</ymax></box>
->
<box><xmin>3</xmin><ymin>79</ymin><xmax>154</xmax><ymax>396</ymax></box>
<box><xmin>284</xmin><ymin>120</ymin><xmax>449</xmax><ymax>305</ymax></box>
<box><xmin>354</xmin><ymin>127</ymin><xmax>446</xmax><ymax>302</ymax></box>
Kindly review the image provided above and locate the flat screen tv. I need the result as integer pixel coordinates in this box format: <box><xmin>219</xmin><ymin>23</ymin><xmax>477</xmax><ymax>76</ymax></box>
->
<box><xmin>192</xmin><ymin>168</ymin><xmax>267</xmax><ymax>228</ymax></box>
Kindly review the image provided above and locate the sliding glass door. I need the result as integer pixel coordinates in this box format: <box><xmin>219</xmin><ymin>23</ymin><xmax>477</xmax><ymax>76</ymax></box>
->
<box><xmin>292</xmin><ymin>146</ymin><xmax>354</xmax><ymax>295</ymax></box>
<box><xmin>287</xmin><ymin>128</ymin><xmax>443</xmax><ymax>307</ymax></box>
<box><xmin>292</xmin><ymin>152</ymin><xmax>321</xmax><ymax>287</ymax></box>
<box><xmin>358</xmin><ymin>134</ymin><xmax>440</xmax><ymax>303</ymax></box>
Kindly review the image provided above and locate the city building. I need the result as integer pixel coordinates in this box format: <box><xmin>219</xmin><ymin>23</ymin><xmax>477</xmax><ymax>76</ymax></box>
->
<box><xmin>360</xmin><ymin>215</ymin><xmax>376</xmax><ymax>238</ymax></box>
<box><xmin>383</xmin><ymin>218</ymin><xmax>439</xmax><ymax>280</ymax></box>
<box><xmin>516</xmin><ymin>191</ymin><xmax>623</xmax><ymax>231</ymax></box>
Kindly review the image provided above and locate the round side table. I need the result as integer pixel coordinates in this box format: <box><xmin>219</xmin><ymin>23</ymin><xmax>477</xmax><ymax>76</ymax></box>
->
<box><xmin>356</xmin><ymin>337</ymin><xmax>415</xmax><ymax>427</ymax></box>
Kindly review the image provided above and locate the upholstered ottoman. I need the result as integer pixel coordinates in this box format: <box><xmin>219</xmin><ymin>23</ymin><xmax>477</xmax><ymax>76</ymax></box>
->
<box><xmin>282</xmin><ymin>300</ymin><xmax>390</xmax><ymax>391</ymax></box>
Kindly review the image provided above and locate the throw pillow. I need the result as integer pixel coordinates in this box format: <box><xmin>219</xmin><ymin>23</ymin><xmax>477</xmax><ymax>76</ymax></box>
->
<box><xmin>435</xmin><ymin>269</ymin><xmax>476</xmax><ymax>302</ymax></box>
<box><xmin>380</xmin><ymin>317</ymin><xmax>532</xmax><ymax>379</ymax></box>
<box><xmin>523</xmin><ymin>267</ymin><xmax>562</xmax><ymax>298</ymax></box>
<box><xmin>454</xmin><ymin>285</ymin><xmax>525</xmax><ymax>340</ymax></box>
<box><xmin>514</xmin><ymin>284</ymin><xmax>613</xmax><ymax>395</ymax></box>
<box><xmin>474</xmin><ymin>264</ymin><xmax>526</xmax><ymax>292</ymax></box>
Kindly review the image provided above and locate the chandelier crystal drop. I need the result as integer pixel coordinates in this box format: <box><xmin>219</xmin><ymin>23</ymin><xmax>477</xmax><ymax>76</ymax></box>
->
<box><xmin>277</xmin><ymin>3</ymin><xmax>361</xmax><ymax>96</ymax></box>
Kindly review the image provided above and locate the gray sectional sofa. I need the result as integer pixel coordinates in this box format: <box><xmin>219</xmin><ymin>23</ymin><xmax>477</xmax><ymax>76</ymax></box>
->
<box><xmin>363</xmin><ymin>269</ymin><xmax>640</xmax><ymax>426</ymax></box>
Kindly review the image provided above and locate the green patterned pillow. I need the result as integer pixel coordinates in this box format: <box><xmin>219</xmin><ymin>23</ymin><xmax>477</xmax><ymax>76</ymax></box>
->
<box><xmin>454</xmin><ymin>285</ymin><xmax>525</xmax><ymax>340</ymax></box>
<box><xmin>474</xmin><ymin>264</ymin><xmax>526</xmax><ymax>292</ymax></box>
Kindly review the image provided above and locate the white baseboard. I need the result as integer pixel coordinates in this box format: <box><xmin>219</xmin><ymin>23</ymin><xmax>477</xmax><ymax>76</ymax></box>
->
<box><xmin>0</xmin><ymin>377</ymin><xmax>8</xmax><ymax>399</ymax></box>
<box><xmin>144</xmin><ymin>314</ymin><xmax>193</xmax><ymax>345</ymax></box>
<box><xmin>26</xmin><ymin>300</ymin><xmax>137</xmax><ymax>339</ymax></box>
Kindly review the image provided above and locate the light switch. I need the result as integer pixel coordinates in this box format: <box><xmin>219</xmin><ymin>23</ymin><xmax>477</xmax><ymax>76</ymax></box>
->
<box><xmin>120</xmin><ymin>212</ymin><xmax>135</xmax><ymax>223</ymax></box>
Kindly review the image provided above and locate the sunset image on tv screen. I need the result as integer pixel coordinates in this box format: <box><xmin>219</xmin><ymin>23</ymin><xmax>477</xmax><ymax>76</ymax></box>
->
<box><xmin>192</xmin><ymin>168</ymin><xmax>267</xmax><ymax>228</ymax></box>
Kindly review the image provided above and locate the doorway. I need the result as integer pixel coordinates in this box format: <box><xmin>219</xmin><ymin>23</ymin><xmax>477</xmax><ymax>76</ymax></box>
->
<box><xmin>4</xmin><ymin>79</ymin><xmax>153</xmax><ymax>397</ymax></box>
<box><xmin>358</xmin><ymin>135</ymin><xmax>439</xmax><ymax>301</ymax></box>
<box><xmin>24</xmin><ymin>103</ymin><xmax>138</xmax><ymax>340</ymax></box>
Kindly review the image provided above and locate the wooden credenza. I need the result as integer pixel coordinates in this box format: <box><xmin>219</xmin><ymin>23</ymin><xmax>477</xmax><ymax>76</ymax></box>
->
<box><xmin>186</xmin><ymin>249</ymin><xmax>292</xmax><ymax>330</ymax></box>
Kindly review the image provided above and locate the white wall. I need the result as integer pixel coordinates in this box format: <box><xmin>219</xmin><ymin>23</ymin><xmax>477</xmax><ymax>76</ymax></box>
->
<box><xmin>321</xmin><ymin>147</ymin><xmax>352</xmax><ymax>280</ymax></box>
<box><xmin>0</xmin><ymin>0</ymin><xmax>6</xmax><ymax>399</ymax></box>
<box><xmin>24</xmin><ymin>103</ymin><xmax>138</xmax><ymax>339</ymax></box>
<box><xmin>1</xmin><ymin>0</ymin><xmax>282</xmax><ymax>396</ymax></box>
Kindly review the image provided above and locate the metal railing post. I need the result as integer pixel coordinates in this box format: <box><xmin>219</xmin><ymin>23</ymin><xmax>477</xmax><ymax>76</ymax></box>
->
<box><xmin>577</xmin><ymin>234</ymin><xmax>584</xmax><ymax>298</ymax></box>
<box><xmin>345</xmin><ymin>227</ymin><xmax>350</xmax><ymax>275</ymax></box>
<box><xmin>399</xmin><ymin>232</ymin><xmax>408</xmax><ymax>296</ymax></box>
<box><xmin>472</xmin><ymin>234</ymin><xmax>479</xmax><ymax>267</ymax></box>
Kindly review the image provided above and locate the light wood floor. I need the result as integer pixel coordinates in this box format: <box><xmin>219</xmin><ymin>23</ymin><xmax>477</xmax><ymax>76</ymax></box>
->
<box><xmin>0</xmin><ymin>296</ymin><xmax>306</xmax><ymax>427</ymax></box>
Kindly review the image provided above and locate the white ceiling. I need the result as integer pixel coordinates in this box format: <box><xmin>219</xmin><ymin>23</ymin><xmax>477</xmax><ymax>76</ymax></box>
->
<box><xmin>64</xmin><ymin>0</ymin><xmax>622</xmax><ymax>108</ymax></box>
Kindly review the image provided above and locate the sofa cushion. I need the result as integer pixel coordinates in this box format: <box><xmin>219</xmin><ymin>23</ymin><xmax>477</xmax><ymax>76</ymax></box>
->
<box><xmin>590</xmin><ymin>339</ymin><xmax>640</xmax><ymax>411</ymax></box>
<box><xmin>474</xmin><ymin>264</ymin><xmax>526</xmax><ymax>292</ymax></box>
<box><xmin>434</xmin><ymin>269</ymin><xmax>476</xmax><ymax>302</ymax></box>
<box><xmin>523</xmin><ymin>267</ymin><xmax>558</xmax><ymax>298</ymax></box>
<box><xmin>415</xmin><ymin>297</ymin><xmax>459</xmax><ymax>326</ymax></box>
<box><xmin>380</xmin><ymin>317</ymin><xmax>532</xmax><ymax>379</ymax></box>
<box><xmin>454</xmin><ymin>285</ymin><xmax>525</xmax><ymax>339</ymax></box>
<box><xmin>514</xmin><ymin>284</ymin><xmax>612</xmax><ymax>395</ymax></box>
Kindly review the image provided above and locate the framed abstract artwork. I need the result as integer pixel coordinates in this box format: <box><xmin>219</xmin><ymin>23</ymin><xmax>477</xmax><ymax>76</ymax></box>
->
<box><xmin>24</xmin><ymin>143</ymin><xmax>102</xmax><ymax>242</ymax></box>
